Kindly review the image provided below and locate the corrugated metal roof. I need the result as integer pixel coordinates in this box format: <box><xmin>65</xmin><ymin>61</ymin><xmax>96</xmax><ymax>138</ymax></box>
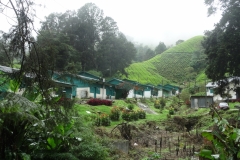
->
<box><xmin>53</xmin><ymin>79</ymin><xmax>75</xmax><ymax>87</ymax></box>
<box><xmin>206</xmin><ymin>82</ymin><xmax>218</xmax><ymax>87</ymax></box>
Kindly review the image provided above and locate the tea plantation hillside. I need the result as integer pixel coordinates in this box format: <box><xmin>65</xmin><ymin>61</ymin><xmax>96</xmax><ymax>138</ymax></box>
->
<box><xmin>122</xmin><ymin>36</ymin><xmax>205</xmax><ymax>85</ymax></box>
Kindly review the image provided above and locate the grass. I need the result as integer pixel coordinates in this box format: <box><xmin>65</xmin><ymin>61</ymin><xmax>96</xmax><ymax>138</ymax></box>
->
<box><xmin>75</xmin><ymin>98</ymin><xmax>240</xmax><ymax>133</ymax></box>
<box><xmin>74</xmin><ymin>99</ymin><xmax>170</xmax><ymax>128</ymax></box>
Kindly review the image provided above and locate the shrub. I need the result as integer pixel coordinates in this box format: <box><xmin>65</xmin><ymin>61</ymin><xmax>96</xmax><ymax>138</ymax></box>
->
<box><xmin>122</xmin><ymin>109</ymin><xmax>131</xmax><ymax>121</ymax></box>
<box><xmin>137</xmin><ymin>109</ymin><xmax>146</xmax><ymax>119</ymax></box>
<box><xmin>130</xmin><ymin>111</ymin><xmax>139</xmax><ymax>121</ymax></box>
<box><xmin>99</xmin><ymin>113</ymin><xmax>111</xmax><ymax>126</ymax></box>
<box><xmin>154</xmin><ymin>99</ymin><xmax>160</xmax><ymax>109</ymax></box>
<box><xmin>121</xmin><ymin>110</ymin><xmax>139</xmax><ymax>121</ymax></box>
<box><xmin>169</xmin><ymin>107</ymin><xmax>174</xmax><ymax>115</ymax></box>
<box><xmin>87</xmin><ymin>98</ymin><xmax>112</xmax><ymax>106</ymax></box>
<box><xmin>160</xmin><ymin>98</ymin><xmax>166</xmax><ymax>108</ymax></box>
<box><xmin>127</xmin><ymin>104</ymin><xmax>134</xmax><ymax>110</ymax></box>
<box><xmin>185</xmin><ymin>100</ymin><xmax>191</xmax><ymax>107</ymax></box>
<box><xmin>110</xmin><ymin>106</ymin><xmax>120</xmax><ymax>121</ymax></box>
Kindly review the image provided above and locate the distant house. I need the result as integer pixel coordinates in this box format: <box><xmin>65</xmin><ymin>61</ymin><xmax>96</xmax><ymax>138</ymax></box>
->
<box><xmin>53</xmin><ymin>72</ymin><xmax>104</xmax><ymax>99</ymax></box>
<box><xmin>106</xmin><ymin>78</ymin><xmax>125</xmax><ymax>99</ymax></box>
<box><xmin>206</xmin><ymin>77</ymin><xmax>240</xmax><ymax>102</ymax></box>
<box><xmin>1</xmin><ymin>65</ymin><xmax>184</xmax><ymax>100</ymax></box>
<box><xmin>157</xmin><ymin>85</ymin><xmax>173</xmax><ymax>97</ymax></box>
<box><xmin>145</xmin><ymin>84</ymin><xmax>159</xmax><ymax>98</ymax></box>
<box><xmin>122</xmin><ymin>79</ymin><xmax>147</xmax><ymax>98</ymax></box>
<box><xmin>52</xmin><ymin>79</ymin><xmax>75</xmax><ymax>99</ymax></box>
<box><xmin>164</xmin><ymin>84</ymin><xmax>181</xmax><ymax>95</ymax></box>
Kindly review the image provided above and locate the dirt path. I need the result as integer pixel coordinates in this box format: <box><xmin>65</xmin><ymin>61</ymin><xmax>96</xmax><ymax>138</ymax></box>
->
<box><xmin>137</xmin><ymin>102</ymin><xmax>158</xmax><ymax>115</ymax></box>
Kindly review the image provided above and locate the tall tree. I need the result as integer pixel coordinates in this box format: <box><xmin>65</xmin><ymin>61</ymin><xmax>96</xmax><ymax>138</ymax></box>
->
<box><xmin>190</xmin><ymin>51</ymin><xmax>206</xmax><ymax>73</ymax></box>
<box><xmin>144</xmin><ymin>48</ymin><xmax>155</xmax><ymax>60</ymax></box>
<box><xmin>97</xmin><ymin>32</ymin><xmax>136</xmax><ymax>77</ymax></box>
<box><xmin>0</xmin><ymin>37</ymin><xmax>12</xmax><ymax>66</ymax></box>
<box><xmin>134</xmin><ymin>44</ymin><xmax>150</xmax><ymax>62</ymax></box>
<box><xmin>154</xmin><ymin>42</ymin><xmax>167</xmax><ymax>54</ymax></box>
<box><xmin>176</xmin><ymin>39</ymin><xmax>184</xmax><ymax>45</ymax></box>
<box><xmin>35</xmin><ymin>31</ymin><xmax>80</xmax><ymax>72</ymax></box>
<box><xmin>0</xmin><ymin>0</ymin><xmax>57</xmax><ymax>95</ymax></box>
<box><xmin>203</xmin><ymin>0</ymin><xmax>240</xmax><ymax>93</ymax></box>
<box><xmin>76</xmin><ymin>3</ymin><xmax>103</xmax><ymax>71</ymax></box>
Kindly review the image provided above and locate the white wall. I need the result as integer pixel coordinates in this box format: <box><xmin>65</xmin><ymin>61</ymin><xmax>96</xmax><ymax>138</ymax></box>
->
<box><xmin>207</xmin><ymin>82</ymin><xmax>239</xmax><ymax>102</ymax></box>
<box><xmin>127</xmin><ymin>89</ymin><xmax>134</xmax><ymax>98</ymax></box>
<box><xmin>144</xmin><ymin>91</ymin><xmax>151</xmax><ymax>98</ymax></box>
<box><xmin>158</xmin><ymin>90</ymin><xmax>163</xmax><ymax>97</ymax></box>
<box><xmin>76</xmin><ymin>87</ymin><xmax>89</xmax><ymax>99</ymax></box>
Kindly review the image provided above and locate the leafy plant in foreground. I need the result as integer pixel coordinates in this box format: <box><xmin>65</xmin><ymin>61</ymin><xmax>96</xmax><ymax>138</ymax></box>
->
<box><xmin>199</xmin><ymin>106</ymin><xmax>240</xmax><ymax>159</ymax></box>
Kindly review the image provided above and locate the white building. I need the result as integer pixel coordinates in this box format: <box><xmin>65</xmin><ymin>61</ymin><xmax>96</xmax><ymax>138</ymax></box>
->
<box><xmin>206</xmin><ymin>77</ymin><xmax>240</xmax><ymax>102</ymax></box>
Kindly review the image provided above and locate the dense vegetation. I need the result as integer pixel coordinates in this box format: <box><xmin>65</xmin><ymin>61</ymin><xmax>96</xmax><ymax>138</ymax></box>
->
<box><xmin>1</xmin><ymin>0</ymin><xmax>240</xmax><ymax>159</ymax></box>
<box><xmin>203</xmin><ymin>0</ymin><xmax>240</xmax><ymax>94</ymax></box>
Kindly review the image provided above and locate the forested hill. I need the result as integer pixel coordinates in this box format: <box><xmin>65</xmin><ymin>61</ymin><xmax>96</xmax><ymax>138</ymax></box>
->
<box><xmin>121</xmin><ymin>36</ymin><xmax>205</xmax><ymax>85</ymax></box>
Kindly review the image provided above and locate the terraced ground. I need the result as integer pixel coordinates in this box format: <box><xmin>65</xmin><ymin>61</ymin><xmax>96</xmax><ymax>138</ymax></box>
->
<box><xmin>122</xmin><ymin>36</ymin><xmax>204</xmax><ymax>85</ymax></box>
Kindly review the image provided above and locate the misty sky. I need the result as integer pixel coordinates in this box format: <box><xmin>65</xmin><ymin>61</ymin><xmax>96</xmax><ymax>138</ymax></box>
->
<box><xmin>1</xmin><ymin>0</ymin><xmax>222</xmax><ymax>46</ymax></box>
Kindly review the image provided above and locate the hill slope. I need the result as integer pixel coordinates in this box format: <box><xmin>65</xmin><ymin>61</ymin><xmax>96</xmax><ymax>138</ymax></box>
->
<box><xmin>122</xmin><ymin>36</ymin><xmax>204</xmax><ymax>85</ymax></box>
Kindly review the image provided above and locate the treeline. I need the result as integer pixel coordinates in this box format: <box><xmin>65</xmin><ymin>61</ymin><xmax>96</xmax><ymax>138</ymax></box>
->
<box><xmin>0</xmin><ymin>2</ymin><xmax>189</xmax><ymax>79</ymax></box>
<box><xmin>0</xmin><ymin>3</ymin><xmax>137</xmax><ymax>77</ymax></box>
<box><xmin>38</xmin><ymin>3</ymin><xmax>138</xmax><ymax>77</ymax></box>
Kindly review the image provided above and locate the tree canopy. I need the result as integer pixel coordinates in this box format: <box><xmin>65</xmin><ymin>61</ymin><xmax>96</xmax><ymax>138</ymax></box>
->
<box><xmin>203</xmin><ymin>0</ymin><xmax>240</xmax><ymax>91</ymax></box>
<box><xmin>154</xmin><ymin>42</ymin><xmax>167</xmax><ymax>54</ymax></box>
<box><xmin>36</xmin><ymin>3</ymin><xmax>136</xmax><ymax>77</ymax></box>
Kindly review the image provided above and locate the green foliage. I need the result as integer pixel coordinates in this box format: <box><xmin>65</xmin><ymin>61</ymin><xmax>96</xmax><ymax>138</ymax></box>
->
<box><xmin>179</xmin><ymin>89</ymin><xmax>190</xmax><ymax>104</ymax></box>
<box><xmin>99</xmin><ymin>113</ymin><xmax>111</xmax><ymax>126</ymax></box>
<box><xmin>0</xmin><ymin>92</ymin><xmax>44</xmax><ymax>159</ymax></box>
<box><xmin>159</xmin><ymin>98</ymin><xmax>166</xmax><ymax>108</ymax></box>
<box><xmin>71</xmin><ymin>132</ymin><xmax>109</xmax><ymax>160</ymax></box>
<box><xmin>128</xmin><ymin>104</ymin><xmax>134</xmax><ymax>110</ymax></box>
<box><xmin>154</xmin><ymin>99</ymin><xmax>160</xmax><ymax>109</ymax></box>
<box><xmin>36</xmin><ymin>31</ymin><xmax>80</xmax><ymax>72</ymax></box>
<box><xmin>39</xmin><ymin>4</ymin><xmax>136</xmax><ymax>76</ymax></box>
<box><xmin>134</xmin><ymin>44</ymin><xmax>152</xmax><ymax>62</ymax></box>
<box><xmin>196</xmin><ymin>71</ymin><xmax>208</xmax><ymax>82</ymax></box>
<box><xmin>155</xmin><ymin>41</ymin><xmax>167</xmax><ymax>54</ymax></box>
<box><xmin>137</xmin><ymin>109</ymin><xmax>146</xmax><ymax>119</ymax></box>
<box><xmin>144</xmin><ymin>48</ymin><xmax>155</xmax><ymax>60</ymax></box>
<box><xmin>203</xmin><ymin>0</ymin><xmax>240</xmax><ymax>84</ymax></box>
<box><xmin>122</xmin><ymin>110</ymin><xmax>139</xmax><ymax>121</ymax></box>
<box><xmin>123</xmin><ymin>36</ymin><xmax>204</xmax><ymax>84</ymax></box>
<box><xmin>0</xmin><ymin>91</ymin><xmax>110</xmax><ymax>160</ymax></box>
<box><xmin>199</xmin><ymin>107</ymin><xmax>240</xmax><ymax>159</ymax></box>
<box><xmin>142</xmin><ymin>152</ymin><xmax>161</xmax><ymax>160</ymax></box>
<box><xmin>110</xmin><ymin>106</ymin><xmax>121</xmax><ymax>121</ymax></box>
<box><xmin>190</xmin><ymin>51</ymin><xmax>207</xmax><ymax>73</ymax></box>
<box><xmin>169</xmin><ymin>107</ymin><xmax>174</xmax><ymax>115</ymax></box>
